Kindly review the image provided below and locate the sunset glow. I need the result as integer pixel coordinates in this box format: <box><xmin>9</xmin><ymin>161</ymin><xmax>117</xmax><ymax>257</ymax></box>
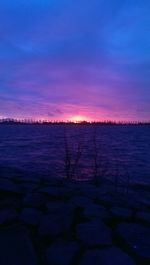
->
<box><xmin>69</xmin><ymin>115</ymin><xmax>91</xmax><ymax>123</ymax></box>
<box><xmin>0</xmin><ymin>0</ymin><xmax>149</xmax><ymax>121</ymax></box>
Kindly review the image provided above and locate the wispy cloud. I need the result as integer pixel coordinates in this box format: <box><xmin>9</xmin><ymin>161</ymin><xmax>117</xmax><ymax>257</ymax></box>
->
<box><xmin>0</xmin><ymin>0</ymin><xmax>150</xmax><ymax>120</ymax></box>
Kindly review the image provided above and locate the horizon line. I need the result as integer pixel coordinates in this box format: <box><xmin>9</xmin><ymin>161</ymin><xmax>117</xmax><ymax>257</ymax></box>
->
<box><xmin>0</xmin><ymin>118</ymin><xmax>150</xmax><ymax>125</ymax></box>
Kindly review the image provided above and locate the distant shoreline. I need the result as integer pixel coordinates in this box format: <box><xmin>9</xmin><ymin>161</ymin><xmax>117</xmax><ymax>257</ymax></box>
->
<box><xmin>0</xmin><ymin>120</ymin><xmax>150</xmax><ymax>126</ymax></box>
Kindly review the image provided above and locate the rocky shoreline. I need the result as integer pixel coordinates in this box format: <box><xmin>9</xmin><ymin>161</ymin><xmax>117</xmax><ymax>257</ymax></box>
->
<box><xmin>0</xmin><ymin>176</ymin><xmax>150</xmax><ymax>265</ymax></box>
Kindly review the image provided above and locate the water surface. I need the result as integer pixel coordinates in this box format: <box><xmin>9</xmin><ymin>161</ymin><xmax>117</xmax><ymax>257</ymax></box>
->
<box><xmin>0</xmin><ymin>124</ymin><xmax>149</xmax><ymax>185</ymax></box>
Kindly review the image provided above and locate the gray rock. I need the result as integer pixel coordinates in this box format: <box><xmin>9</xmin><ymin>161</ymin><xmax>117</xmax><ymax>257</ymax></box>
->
<box><xmin>63</xmin><ymin>182</ymin><xmax>80</xmax><ymax>192</ymax></box>
<box><xmin>18</xmin><ymin>176</ymin><xmax>39</xmax><ymax>184</ymax></box>
<box><xmin>79</xmin><ymin>185</ymin><xmax>98</xmax><ymax>199</ymax></box>
<box><xmin>47</xmin><ymin>240</ymin><xmax>79</xmax><ymax>265</ymax></box>
<box><xmin>39</xmin><ymin>213</ymin><xmax>73</xmax><ymax>236</ymax></box>
<box><xmin>20</xmin><ymin>208</ymin><xmax>42</xmax><ymax>226</ymax></box>
<box><xmin>41</xmin><ymin>178</ymin><xmax>62</xmax><ymax>186</ymax></box>
<box><xmin>23</xmin><ymin>193</ymin><xmax>47</xmax><ymax>208</ymax></box>
<box><xmin>0</xmin><ymin>225</ymin><xmax>37</xmax><ymax>265</ymax></box>
<box><xmin>117</xmin><ymin>223</ymin><xmax>150</xmax><ymax>259</ymax></box>
<box><xmin>110</xmin><ymin>207</ymin><xmax>132</xmax><ymax>219</ymax></box>
<box><xmin>0</xmin><ymin>197</ymin><xmax>19</xmax><ymax>210</ymax></box>
<box><xmin>0</xmin><ymin>209</ymin><xmax>17</xmax><ymax>224</ymax></box>
<box><xmin>96</xmin><ymin>193</ymin><xmax>115</xmax><ymax>207</ymax></box>
<box><xmin>46</xmin><ymin>201</ymin><xmax>71</xmax><ymax>213</ymax></box>
<box><xmin>64</xmin><ymin>188</ymin><xmax>81</xmax><ymax>198</ymax></box>
<box><xmin>84</xmin><ymin>204</ymin><xmax>109</xmax><ymax>219</ymax></box>
<box><xmin>39</xmin><ymin>187</ymin><xmax>65</xmax><ymax>198</ymax></box>
<box><xmin>0</xmin><ymin>179</ymin><xmax>21</xmax><ymax>194</ymax></box>
<box><xmin>140</xmin><ymin>198</ymin><xmax>150</xmax><ymax>208</ymax></box>
<box><xmin>20</xmin><ymin>183</ymin><xmax>38</xmax><ymax>193</ymax></box>
<box><xmin>76</xmin><ymin>220</ymin><xmax>112</xmax><ymax>246</ymax></box>
<box><xmin>136</xmin><ymin>211</ymin><xmax>150</xmax><ymax>223</ymax></box>
<box><xmin>79</xmin><ymin>247</ymin><xmax>135</xmax><ymax>265</ymax></box>
<box><xmin>69</xmin><ymin>196</ymin><xmax>93</xmax><ymax>209</ymax></box>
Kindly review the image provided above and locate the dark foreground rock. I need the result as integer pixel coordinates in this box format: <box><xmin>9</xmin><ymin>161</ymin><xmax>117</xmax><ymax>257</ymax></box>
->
<box><xmin>0</xmin><ymin>177</ymin><xmax>149</xmax><ymax>265</ymax></box>
<box><xmin>83</xmin><ymin>203</ymin><xmax>109</xmax><ymax>220</ymax></box>
<box><xmin>117</xmin><ymin>223</ymin><xmax>150</xmax><ymax>260</ymax></box>
<box><xmin>136</xmin><ymin>211</ymin><xmax>150</xmax><ymax>224</ymax></box>
<box><xmin>79</xmin><ymin>247</ymin><xmax>136</xmax><ymax>265</ymax></box>
<box><xmin>39</xmin><ymin>186</ymin><xmax>65</xmax><ymax>198</ymax></box>
<box><xmin>20</xmin><ymin>208</ymin><xmax>42</xmax><ymax>226</ymax></box>
<box><xmin>76</xmin><ymin>220</ymin><xmax>112</xmax><ymax>246</ymax></box>
<box><xmin>110</xmin><ymin>206</ymin><xmax>132</xmax><ymax>219</ymax></box>
<box><xmin>69</xmin><ymin>195</ymin><xmax>93</xmax><ymax>208</ymax></box>
<box><xmin>0</xmin><ymin>179</ymin><xmax>21</xmax><ymax>194</ymax></box>
<box><xmin>23</xmin><ymin>192</ymin><xmax>47</xmax><ymax>208</ymax></box>
<box><xmin>0</xmin><ymin>209</ymin><xmax>18</xmax><ymax>225</ymax></box>
<box><xmin>46</xmin><ymin>240</ymin><xmax>79</xmax><ymax>265</ymax></box>
<box><xmin>46</xmin><ymin>201</ymin><xmax>71</xmax><ymax>214</ymax></box>
<box><xmin>0</xmin><ymin>225</ymin><xmax>37</xmax><ymax>265</ymax></box>
<box><xmin>38</xmin><ymin>212</ymin><xmax>73</xmax><ymax>237</ymax></box>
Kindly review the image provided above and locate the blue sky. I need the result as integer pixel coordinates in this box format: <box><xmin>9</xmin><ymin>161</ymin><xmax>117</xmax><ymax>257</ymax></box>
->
<box><xmin>0</xmin><ymin>0</ymin><xmax>150</xmax><ymax>121</ymax></box>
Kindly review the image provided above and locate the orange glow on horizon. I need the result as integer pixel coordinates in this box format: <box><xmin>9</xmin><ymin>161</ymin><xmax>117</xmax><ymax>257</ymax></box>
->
<box><xmin>69</xmin><ymin>115</ymin><xmax>91</xmax><ymax>123</ymax></box>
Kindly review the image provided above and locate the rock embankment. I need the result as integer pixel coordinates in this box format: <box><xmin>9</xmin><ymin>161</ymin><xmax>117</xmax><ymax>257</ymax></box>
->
<box><xmin>0</xmin><ymin>177</ymin><xmax>150</xmax><ymax>265</ymax></box>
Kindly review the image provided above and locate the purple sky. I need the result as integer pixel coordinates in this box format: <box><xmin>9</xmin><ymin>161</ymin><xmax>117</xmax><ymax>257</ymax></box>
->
<box><xmin>0</xmin><ymin>0</ymin><xmax>150</xmax><ymax>121</ymax></box>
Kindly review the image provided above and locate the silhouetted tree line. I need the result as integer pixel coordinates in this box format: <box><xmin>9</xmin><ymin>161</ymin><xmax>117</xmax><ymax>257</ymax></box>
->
<box><xmin>0</xmin><ymin>118</ymin><xmax>150</xmax><ymax>125</ymax></box>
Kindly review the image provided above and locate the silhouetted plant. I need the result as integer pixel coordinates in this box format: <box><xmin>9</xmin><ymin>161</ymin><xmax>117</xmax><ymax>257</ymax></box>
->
<box><xmin>122</xmin><ymin>165</ymin><xmax>131</xmax><ymax>195</ymax></box>
<box><xmin>71</xmin><ymin>140</ymin><xmax>83</xmax><ymax>179</ymax></box>
<box><xmin>113</xmin><ymin>162</ymin><xmax>131</xmax><ymax>196</ymax></box>
<box><xmin>114</xmin><ymin>164</ymin><xmax>119</xmax><ymax>193</ymax></box>
<box><xmin>64</xmin><ymin>124</ymin><xmax>108</xmax><ymax>183</ymax></box>
<box><xmin>64</xmin><ymin>129</ymin><xmax>72</xmax><ymax>179</ymax></box>
<box><xmin>64</xmin><ymin>127</ymin><xmax>84</xmax><ymax>180</ymax></box>
<box><xmin>92</xmin><ymin>126</ymin><xmax>108</xmax><ymax>185</ymax></box>
<box><xmin>92</xmin><ymin>126</ymin><xmax>99</xmax><ymax>184</ymax></box>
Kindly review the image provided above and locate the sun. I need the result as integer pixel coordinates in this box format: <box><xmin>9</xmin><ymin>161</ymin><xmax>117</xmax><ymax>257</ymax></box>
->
<box><xmin>69</xmin><ymin>115</ymin><xmax>89</xmax><ymax>123</ymax></box>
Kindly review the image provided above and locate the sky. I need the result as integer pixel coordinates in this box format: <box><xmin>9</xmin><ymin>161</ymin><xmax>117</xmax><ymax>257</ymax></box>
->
<box><xmin>0</xmin><ymin>0</ymin><xmax>150</xmax><ymax>121</ymax></box>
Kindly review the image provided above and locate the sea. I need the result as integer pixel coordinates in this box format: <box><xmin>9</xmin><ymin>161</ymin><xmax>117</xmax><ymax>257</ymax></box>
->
<box><xmin>0</xmin><ymin>124</ymin><xmax>150</xmax><ymax>186</ymax></box>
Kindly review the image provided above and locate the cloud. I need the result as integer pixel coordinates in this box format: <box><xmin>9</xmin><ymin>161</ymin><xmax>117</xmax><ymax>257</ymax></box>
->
<box><xmin>0</xmin><ymin>0</ymin><xmax>150</xmax><ymax>121</ymax></box>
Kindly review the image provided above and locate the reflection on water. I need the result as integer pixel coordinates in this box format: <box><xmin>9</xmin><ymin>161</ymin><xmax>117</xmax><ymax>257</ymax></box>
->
<box><xmin>0</xmin><ymin>124</ymin><xmax>150</xmax><ymax>184</ymax></box>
